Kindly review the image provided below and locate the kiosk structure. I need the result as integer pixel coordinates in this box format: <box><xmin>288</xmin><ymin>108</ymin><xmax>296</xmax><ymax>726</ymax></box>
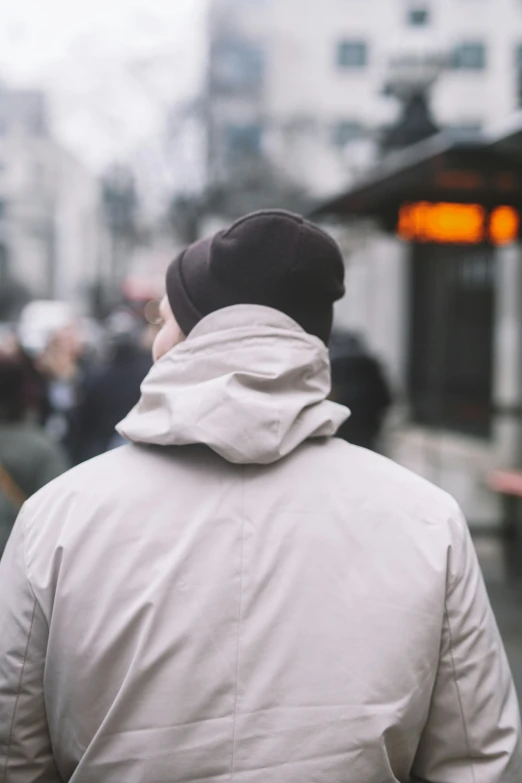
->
<box><xmin>314</xmin><ymin>128</ymin><xmax>522</xmax><ymax>533</ymax></box>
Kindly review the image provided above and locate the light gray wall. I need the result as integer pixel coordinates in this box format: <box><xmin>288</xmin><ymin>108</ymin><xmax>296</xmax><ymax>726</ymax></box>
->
<box><xmin>334</xmin><ymin>230</ymin><xmax>408</xmax><ymax>389</ymax></box>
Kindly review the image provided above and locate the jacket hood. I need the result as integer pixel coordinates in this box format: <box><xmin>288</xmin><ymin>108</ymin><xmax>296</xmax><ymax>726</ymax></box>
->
<box><xmin>118</xmin><ymin>305</ymin><xmax>349</xmax><ymax>464</ymax></box>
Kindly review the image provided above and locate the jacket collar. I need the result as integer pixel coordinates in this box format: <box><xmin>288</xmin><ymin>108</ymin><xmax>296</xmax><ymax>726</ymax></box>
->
<box><xmin>118</xmin><ymin>305</ymin><xmax>349</xmax><ymax>464</ymax></box>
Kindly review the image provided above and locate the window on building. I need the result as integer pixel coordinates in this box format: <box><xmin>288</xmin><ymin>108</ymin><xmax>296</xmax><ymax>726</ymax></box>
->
<box><xmin>408</xmin><ymin>245</ymin><xmax>495</xmax><ymax>438</ymax></box>
<box><xmin>337</xmin><ymin>40</ymin><xmax>368</xmax><ymax>69</ymax></box>
<box><xmin>408</xmin><ymin>7</ymin><xmax>430</xmax><ymax>26</ymax></box>
<box><xmin>451</xmin><ymin>42</ymin><xmax>486</xmax><ymax>70</ymax></box>
<box><xmin>213</xmin><ymin>39</ymin><xmax>265</xmax><ymax>92</ymax></box>
<box><xmin>30</xmin><ymin>115</ymin><xmax>45</xmax><ymax>136</ymax></box>
<box><xmin>449</xmin><ymin>121</ymin><xmax>483</xmax><ymax>138</ymax></box>
<box><xmin>332</xmin><ymin>121</ymin><xmax>365</xmax><ymax>147</ymax></box>
<box><xmin>33</xmin><ymin>162</ymin><xmax>44</xmax><ymax>187</ymax></box>
<box><xmin>0</xmin><ymin>242</ymin><xmax>9</xmax><ymax>281</ymax></box>
<box><xmin>225</xmin><ymin>124</ymin><xmax>263</xmax><ymax>164</ymax></box>
<box><xmin>0</xmin><ymin>243</ymin><xmax>8</xmax><ymax>282</ymax></box>
<box><xmin>515</xmin><ymin>44</ymin><xmax>522</xmax><ymax>108</ymax></box>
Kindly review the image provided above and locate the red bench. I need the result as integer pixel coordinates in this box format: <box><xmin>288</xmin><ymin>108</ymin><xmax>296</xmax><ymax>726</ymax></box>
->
<box><xmin>486</xmin><ymin>470</ymin><xmax>522</xmax><ymax>579</ymax></box>
<box><xmin>488</xmin><ymin>470</ymin><xmax>522</xmax><ymax>497</ymax></box>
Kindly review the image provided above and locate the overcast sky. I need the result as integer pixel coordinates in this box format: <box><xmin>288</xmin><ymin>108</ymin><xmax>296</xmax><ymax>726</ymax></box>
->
<box><xmin>0</xmin><ymin>0</ymin><xmax>207</xmax><ymax>171</ymax></box>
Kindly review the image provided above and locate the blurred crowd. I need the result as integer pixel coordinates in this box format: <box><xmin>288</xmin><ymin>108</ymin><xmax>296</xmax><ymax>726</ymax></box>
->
<box><xmin>0</xmin><ymin>300</ymin><xmax>156</xmax><ymax>554</ymax></box>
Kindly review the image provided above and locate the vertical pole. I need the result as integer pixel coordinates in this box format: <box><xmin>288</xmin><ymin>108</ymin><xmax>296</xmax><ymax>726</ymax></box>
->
<box><xmin>493</xmin><ymin>242</ymin><xmax>522</xmax><ymax>466</ymax></box>
<box><xmin>492</xmin><ymin>243</ymin><xmax>522</xmax><ymax>569</ymax></box>
<box><xmin>46</xmin><ymin>210</ymin><xmax>57</xmax><ymax>299</ymax></box>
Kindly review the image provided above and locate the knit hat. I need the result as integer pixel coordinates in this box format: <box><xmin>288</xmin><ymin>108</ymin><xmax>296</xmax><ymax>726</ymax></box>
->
<box><xmin>166</xmin><ymin>209</ymin><xmax>345</xmax><ymax>344</ymax></box>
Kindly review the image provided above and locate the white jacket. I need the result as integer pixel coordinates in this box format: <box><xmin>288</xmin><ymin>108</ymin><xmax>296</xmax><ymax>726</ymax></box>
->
<box><xmin>0</xmin><ymin>305</ymin><xmax>521</xmax><ymax>783</ymax></box>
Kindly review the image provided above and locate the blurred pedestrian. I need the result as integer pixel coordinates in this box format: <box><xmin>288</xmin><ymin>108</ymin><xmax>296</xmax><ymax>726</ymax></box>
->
<box><xmin>329</xmin><ymin>330</ymin><xmax>392</xmax><ymax>450</ymax></box>
<box><xmin>0</xmin><ymin>210</ymin><xmax>520</xmax><ymax>782</ymax></box>
<box><xmin>36</xmin><ymin>322</ymin><xmax>88</xmax><ymax>456</ymax></box>
<box><xmin>0</xmin><ymin>356</ymin><xmax>68</xmax><ymax>558</ymax></box>
<box><xmin>17</xmin><ymin>302</ymin><xmax>90</xmax><ymax>459</ymax></box>
<box><xmin>72</xmin><ymin>310</ymin><xmax>152</xmax><ymax>462</ymax></box>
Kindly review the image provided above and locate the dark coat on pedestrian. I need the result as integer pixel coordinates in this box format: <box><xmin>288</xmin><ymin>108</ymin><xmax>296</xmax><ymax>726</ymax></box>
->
<box><xmin>0</xmin><ymin>422</ymin><xmax>68</xmax><ymax>557</ymax></box>
<box><xmin>72</xmin><ymin>343</ymin><xmax>152</xmax><ymax>463</ymax></box>
<box><xmin>329</xmin><ymin>332</ymin><xmax>392</xmax><ymax>450</ymax></box>
<box><xmin>0</xmin><ymin>357</ymin><xmax>68</xmax><ymax>556</ymax></box>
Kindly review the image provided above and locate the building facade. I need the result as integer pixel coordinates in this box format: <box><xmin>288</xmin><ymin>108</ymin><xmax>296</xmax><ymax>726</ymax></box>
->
<box><xmin>0</xmin><ymin>83</ymin><xmax>105</xmax><ymax>317</ymax></box>
<box><xmin>207</xmin><ymin>0</ymin><xmax>522</xmax><ymax>197</ymax></box>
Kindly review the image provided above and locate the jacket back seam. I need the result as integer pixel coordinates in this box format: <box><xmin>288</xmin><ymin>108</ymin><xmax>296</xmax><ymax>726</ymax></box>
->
<box><xmin>229</xmin><ymin>466</ymin><xmax>246</xmax><ymax>780</ymax></box>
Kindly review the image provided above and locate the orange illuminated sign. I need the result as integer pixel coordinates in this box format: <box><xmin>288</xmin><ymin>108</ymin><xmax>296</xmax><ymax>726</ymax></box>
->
<box><xmin>489</xmin><ymin>206</ymin><xmax>520</xmax><ymax>246</ymax></box>
<box><xmin>397</xmin><ymin>202</ymin><xmax>520</xmax><ymax>246</ymax></box>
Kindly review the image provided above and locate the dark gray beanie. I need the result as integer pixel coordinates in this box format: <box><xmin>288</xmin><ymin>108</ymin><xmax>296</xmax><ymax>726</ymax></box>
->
<box><xmin>166</xmin><ymin>209</ymin><xmax>345</xmax><ymax>344</ymax></box>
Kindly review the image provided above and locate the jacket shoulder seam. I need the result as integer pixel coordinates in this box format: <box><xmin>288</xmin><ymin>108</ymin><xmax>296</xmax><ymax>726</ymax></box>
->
<box><xmin>22</xmin><ymin>510</ymin><xmax>50</xmax><ymax>632</ymax></box>
<box><xmin>2</xmin><ymin>595</ymin><xmax>37</xmax><ymax>781</ymax></box>
<box><xmin>446</xmin><ymin>504</ymin><xmax>469</xmax><ymax>595</ymax></box>
<box><xmin>443</xmin><ymin>602</ymin><xmax>476</xmax><ymax>782</ymax></box>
